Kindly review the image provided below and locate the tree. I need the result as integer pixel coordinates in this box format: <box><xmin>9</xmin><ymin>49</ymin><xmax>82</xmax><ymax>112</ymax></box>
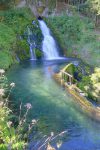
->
<box><xmin>88</xmin><ymin>0</ymin><xmax>100</xmax><ymax>15</ymax></box>
<box><xmin>0</xmin><ymin>0</ymin><xmax>16</xmax><ymax>8</ymax></box>
<box><xmin>87</xmin><ymin>0</ymin><xmax>100</xmax><ymax>25</ymax></box>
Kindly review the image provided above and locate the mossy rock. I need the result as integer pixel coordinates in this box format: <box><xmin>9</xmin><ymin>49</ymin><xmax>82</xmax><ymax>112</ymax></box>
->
<box><xmin>61</xmin><ymin>63</ymin><xmax>75</xmax><ymax>83</ymax></box>
<box><xmin>62</xmin><ymin>63</ymin><xmax>75</xmax><ymax>75</ymax></box>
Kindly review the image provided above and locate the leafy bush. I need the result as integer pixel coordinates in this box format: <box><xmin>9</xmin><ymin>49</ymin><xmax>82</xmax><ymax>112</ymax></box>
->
<box><xmin>78</xmin><ymin>67</ymin><xmax>100</xmax><ymax>102</ymax></box>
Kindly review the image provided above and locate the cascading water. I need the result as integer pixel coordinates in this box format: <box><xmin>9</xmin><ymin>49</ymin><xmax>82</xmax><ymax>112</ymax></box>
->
<box><xmin>39</xmin><ymin>20</ymin><xmax>59</xmax><ymax>60</ymax></box>
<box><xmin>27</xmin><ymin>27</ymin><xmax>36</xmax><ymax>60</ymax></box>
<box><xmin>29</xmin><ymin>43</ymin><xmax>36</xmax><ymax>60</ymax></box>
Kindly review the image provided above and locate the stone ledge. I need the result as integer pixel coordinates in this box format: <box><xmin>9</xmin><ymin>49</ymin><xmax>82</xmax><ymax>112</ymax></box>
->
<box><xmin>53</xmin><ymin>73</ymin><xmax>100</xmax><ymax>122</ymax></box>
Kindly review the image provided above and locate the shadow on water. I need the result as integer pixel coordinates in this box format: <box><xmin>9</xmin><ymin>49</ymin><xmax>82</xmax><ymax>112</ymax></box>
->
<box><xmin>6</xmin><ymin>59</ymin><xmax>100</xmax><ymax>150</ymax></box>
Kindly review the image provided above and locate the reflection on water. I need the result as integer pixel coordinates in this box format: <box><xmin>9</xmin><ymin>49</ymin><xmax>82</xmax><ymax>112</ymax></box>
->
<box><xmin>6</xmin><ymin>60</ymin><xmax>100</xmax><ymax>150</ymax></box>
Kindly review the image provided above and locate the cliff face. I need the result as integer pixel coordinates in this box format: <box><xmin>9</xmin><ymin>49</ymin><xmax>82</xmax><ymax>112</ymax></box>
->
<box><xmin>16</xmin><ymin>0</ymin><xmax>70</xmax><ymax>17</ymax></box>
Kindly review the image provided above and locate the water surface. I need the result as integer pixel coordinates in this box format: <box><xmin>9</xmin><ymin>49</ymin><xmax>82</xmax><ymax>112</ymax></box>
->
<box><xmin>6</xmin><ymin>60</ymin><xmax>100</xmax><ymax>150</ymax></box>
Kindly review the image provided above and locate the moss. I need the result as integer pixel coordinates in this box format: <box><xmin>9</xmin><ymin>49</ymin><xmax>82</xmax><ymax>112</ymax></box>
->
<box><xmin>35</xmin><ymin>49</ymin><xmax>42</xmax><ymax>59</ymax></box>
<box><xmin>61</xmin><ymin>63</ymin><xmax>76</xmax><ymax>83</ymax></box>
<box><xmin>16</xmin><ymin>39</ymin><xmax>30</xmax><ymax>60</ymax></box>
<box><xmin>62</xmin><ymin>63</ymin><xmax>75</xmax><ymax>75</ymax></box>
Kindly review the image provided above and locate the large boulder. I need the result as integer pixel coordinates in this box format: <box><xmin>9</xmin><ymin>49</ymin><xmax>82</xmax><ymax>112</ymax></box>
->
<box><xmin>61</xmin><ymin>63</ymin><xmax>75</xmax><ymax>75</ymax></box>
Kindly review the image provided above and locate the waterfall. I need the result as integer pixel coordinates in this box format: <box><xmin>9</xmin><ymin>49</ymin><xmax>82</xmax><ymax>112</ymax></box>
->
<box><xmin>27</xmin><ymin>27</ymin><xmax>36</xmax><ymax>60</ymax></box>
<box><xmin>39</xmin><ymin>20</ymin><xmax>59</xmax><ymax>60</ymax></box>
<box><xmin>29</xmin><ymin>43</ymin><xmax>36</xmax><ymax>60</ymax></box>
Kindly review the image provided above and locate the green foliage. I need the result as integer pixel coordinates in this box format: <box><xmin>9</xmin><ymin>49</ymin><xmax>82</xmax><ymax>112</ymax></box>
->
<box><xmin>27</xmin><ymin>23</ymin><xmax>43</xmax><ymax>52</ymax></box>
<box><xmin>78</xmin><ymin>67</ymin><xmax>100</xmax><ymax>102</ymax></box>
<box><xmin>0</xmin><ymin>51</ymin><xmax>14</xmax><ymax>69</ymax></box>
<box><xmin>78</xmin><ymin>76</ymin><xmax>91</xmax><ymax>91</ymax></box>
<box><xmin>46</xmin><ymin>14</ymin><xmax>88</xmax><ymax>51</ymax></box>
<box><xmin>90</xmin><ymin>68</ymin><xmax>100</xmax><ymax>101</ymax></box>
<box><xmin>0</xmin><ymin>8</ymin><xmax>33</xmax><ymax>33</ymax></box>
<box><xmin>87</xmin><ymin>0</ymin><xmax>100</xmax><ymax>15</ymax></box>
<box><xmin>0</xmin><ymin>23</ymin><xmax>16</xmax><ymax>50</ymax></box>
<box><xmin>16</xmin><ymin>39</ymin><xmax>30</xmax><ymax>60</ymax></box>
<box><xmin>0</xmin><ymin>72</ymin><xmax>33</xmax><ymax>149</ymax></box>
<box><xmin>47</xmin><ymin>15</ymin><xmax>82</xmax><ymax>46</ymax></box>
<box><xmin>0</xmin><ymin>7</ymin><xmax>34</xmax><ymax>69</ymax></box>
<box><xmin>0</xmin><ymin>0</ymin><xmax>12</xmax><ymax>5</ymax></box>
<box><xmin>35</xmin><ymin>48</ymin><xmax>42</xmax><ymax>58</ymax></box>
<box><xmin>0</xmin><ymin>105</ymin><xmax>26</xmax><ymax>149</ymax></box>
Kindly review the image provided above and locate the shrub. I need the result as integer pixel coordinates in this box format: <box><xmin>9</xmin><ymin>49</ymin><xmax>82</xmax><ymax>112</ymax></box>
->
<box><xmin>77</xmin><ymin>67</ymin><xmax>100</xmax><ymax>102</ymax></box>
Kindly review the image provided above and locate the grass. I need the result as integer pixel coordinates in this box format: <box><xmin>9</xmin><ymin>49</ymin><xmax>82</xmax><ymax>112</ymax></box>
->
<box><xmin>0</xmin><ymin>51</ymin><xmax>14</xmax><ymax>69</ymax></box>
<box><xmin>0</xmin><ymin>7</ymin><xmax>34</xmax><ymax>69</ymax></box>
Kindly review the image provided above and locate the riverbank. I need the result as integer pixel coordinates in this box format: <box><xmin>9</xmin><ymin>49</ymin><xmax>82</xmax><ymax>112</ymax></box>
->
<box><xmin>53</xmin><ymin>72</ymin><xmax>100</xmax><ymax>122</ymax></box>
<box><xmin>53</xmin><ymin>65</ymin><xmax>100</xmax><ymax>122</ymax></box>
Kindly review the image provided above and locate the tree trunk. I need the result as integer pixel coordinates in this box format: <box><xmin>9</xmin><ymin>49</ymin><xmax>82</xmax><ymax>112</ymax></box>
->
<box><xmin>45</xmin><ymin>0</ymin><xmax>48</xmax><ymax>7</ymax></box>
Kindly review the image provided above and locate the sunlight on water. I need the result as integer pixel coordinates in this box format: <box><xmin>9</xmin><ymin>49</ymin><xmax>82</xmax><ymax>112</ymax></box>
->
<box><xmin>6</xmin><ymin>60</ymin><xmax>100</xmax><ymax>150</ymax></box>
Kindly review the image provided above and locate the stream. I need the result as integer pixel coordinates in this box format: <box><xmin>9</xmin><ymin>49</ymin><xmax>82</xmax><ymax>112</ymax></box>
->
<box><xmin>6</xmin><ymin>59</ymin><xmax>100</xmax><ymax>150</ymax></box>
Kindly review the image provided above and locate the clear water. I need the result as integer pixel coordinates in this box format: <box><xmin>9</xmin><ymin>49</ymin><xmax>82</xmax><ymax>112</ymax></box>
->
<box><xmin>39</xmin><ymin>20</ymin><xmax>59</xmax><ymax>60</ymax></box>
<box><xmin>6</xmin><ymin>60</ymin><xmax>100</xmax><ymax>150</ymax></box>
